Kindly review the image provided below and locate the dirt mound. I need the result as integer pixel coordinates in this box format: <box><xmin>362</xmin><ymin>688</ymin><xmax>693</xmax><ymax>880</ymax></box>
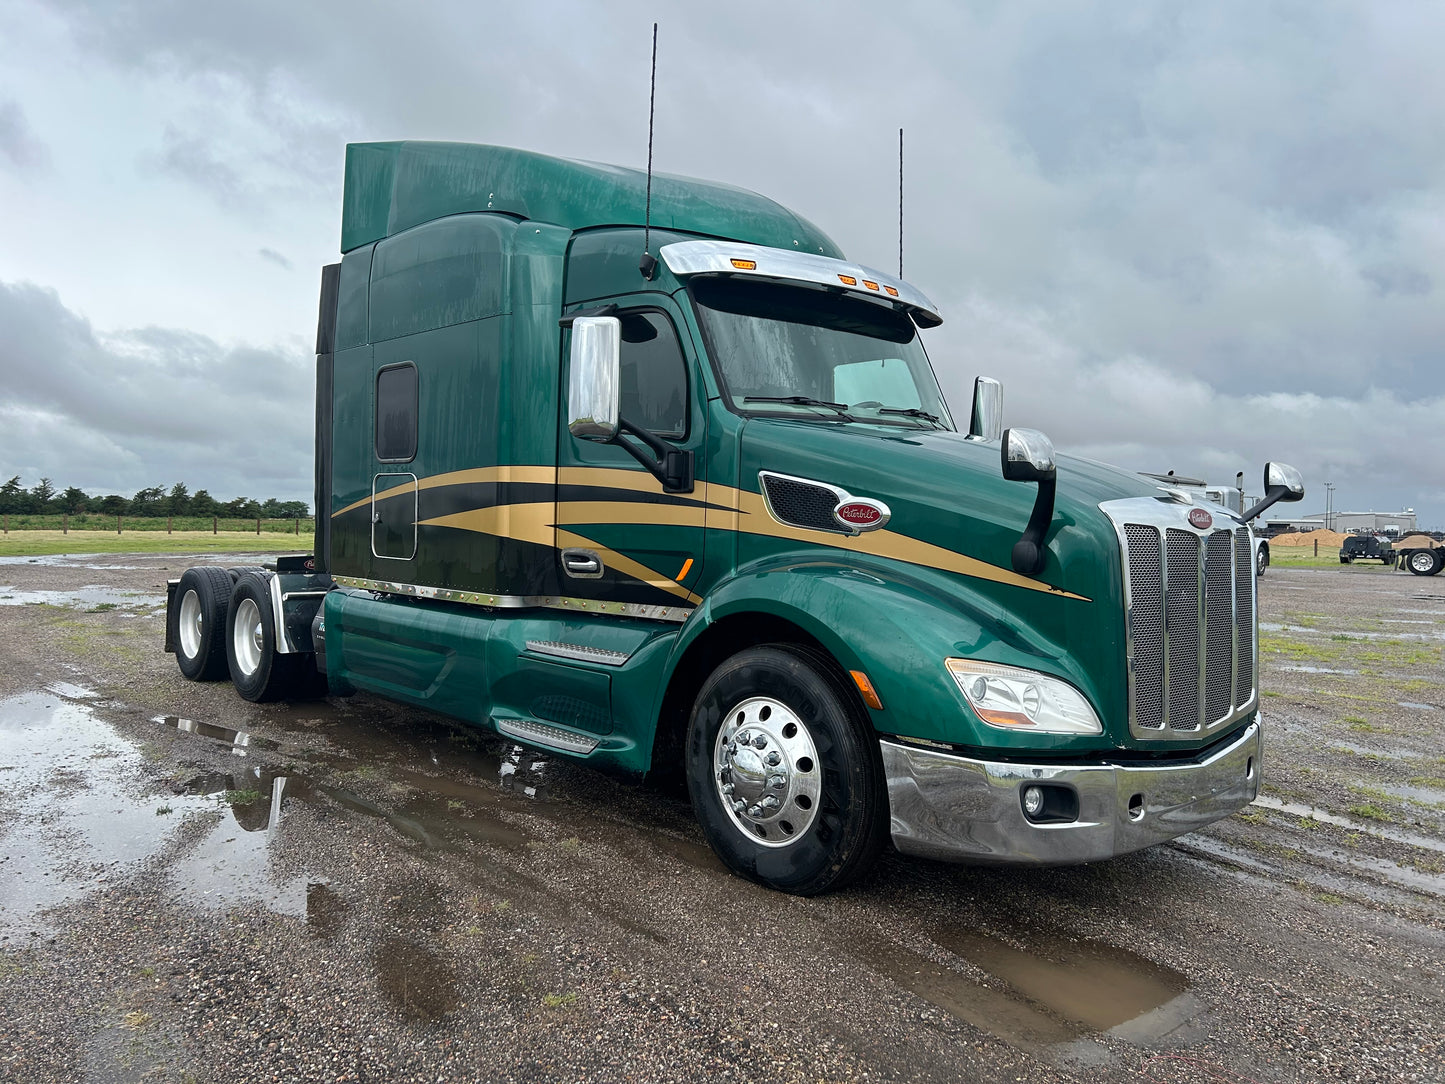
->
<box><xmin>1395</xmin><ymin>534</ymin><xmax>1441</xmax><ymax>549</ymax></box>
<box><xmin>1271</xmin><ymin>529</ymin><xmax>1349</xmax><ymax>547</ymax></box>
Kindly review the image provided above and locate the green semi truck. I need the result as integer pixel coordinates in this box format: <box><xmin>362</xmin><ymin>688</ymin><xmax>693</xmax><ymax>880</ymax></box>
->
<box><xmin>165</xmin><ymin>142</ymin><xmax>1304</xmax><ymax>894</ymax></box>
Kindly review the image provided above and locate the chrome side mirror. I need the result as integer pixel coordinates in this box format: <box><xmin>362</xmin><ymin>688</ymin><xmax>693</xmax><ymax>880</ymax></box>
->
<box><xmin>566</xmin><ymin>316</ymin><xmax>621</xmax><ymax>441</ymax></box>
<box><xmin>1265</xmin><ymin>462</ymin><xmax>1305</xmax><ymax>501</ymax></box>
<box><xmin>1001</xmin><ymin>427</ymin><xmax>1057</xmax><ymax>575</ymax></box>
<box><xmin>967</xmin><ymin>376</ymin><xmax>1003</xmax><ymax>441</ymax></box>
<box><xmin>1001</xmin><ymin>427</ymin><xmax>1056</xmax><ymax>482</ymax></box>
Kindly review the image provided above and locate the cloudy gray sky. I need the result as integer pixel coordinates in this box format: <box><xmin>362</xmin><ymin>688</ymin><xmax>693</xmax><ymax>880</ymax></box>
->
<box><xmin>1</xmin><ymin>0</ymin><xmax>1441</xmax><ymax>522</ymax></box>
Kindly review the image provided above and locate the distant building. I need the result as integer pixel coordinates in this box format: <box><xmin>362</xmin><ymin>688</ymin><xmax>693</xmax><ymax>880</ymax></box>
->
<box><xmin>1264</xmin><ymin>510</ymin><xmax>1417</xmax><ymax>535</ymax></box>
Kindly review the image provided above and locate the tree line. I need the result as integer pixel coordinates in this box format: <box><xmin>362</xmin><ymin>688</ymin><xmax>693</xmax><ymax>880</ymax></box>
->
<box><xmin>0</xmin><ymin>477</ymin><xmax>310</xmax><ymax>520</ymax></box>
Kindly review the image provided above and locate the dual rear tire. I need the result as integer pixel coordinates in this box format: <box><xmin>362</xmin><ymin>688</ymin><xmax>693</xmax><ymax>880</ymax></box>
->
<box><xmin>171</xmin><ymin>568</ymin><xmax>323</xmax><ymax>701</ymax></box>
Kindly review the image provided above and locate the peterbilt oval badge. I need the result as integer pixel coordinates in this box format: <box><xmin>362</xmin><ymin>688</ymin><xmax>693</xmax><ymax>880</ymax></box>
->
<box><xmin>834</xmin><ymin>498</ymin><xmax>890</xmax><ymax>533</ymax></box>
<box><xmin>1188</xmin><ymin>508</ymin><xmax>1213</xmax><ymax>530</ymax></box>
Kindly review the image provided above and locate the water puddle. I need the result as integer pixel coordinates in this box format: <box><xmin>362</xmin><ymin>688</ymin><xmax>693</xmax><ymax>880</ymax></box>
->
<box><xmin>44</xmin><ymin>681</ymin><xmax>98</xmax><ymax>700</ymax></box>
<box><xmin>1380</xmin><ymin>782</ymin><xmax>1445</xmax><ymax>806</ymax></box>
<box><xmin>1176</xmin><ymin>835</ymin><xmax>1443</xmax><ymax>905</ymax></box>
<box><xmin>1329</xmin><ymin>741</ymin><xmax>1417</xmax><ymax>761</ymax></box>
<box><xmin>855</xmin><ymin>928</ymin><xmax>1193</xmax><ymax>1053</ymax></box>
<box><xmin>1261</xmin><ymin>623</ymin><xmax>1444</xmax><ymax>643</ymax></box>
<box><xmin>0</xmin><ymin>692</ymin><xmax>309</xmax><ymax>936</ymax></box>
<box><xmin>0</xmin><ymin>585</ymin><xmax>164</xmax><ymax>611</ymax></box>
<box><xmin>1252</xmin><ymin>795</ymin><xmax>1445</xmax><ymax>854</ymax></box>
<box><xmin>155</xmin><ymin>714</ymin><xmax>281</xmax><ymax>755</ymax></box>
<box><xmin>1274</xmin><ymin>664</ymin><xmax>1360</xmax><ymax>675</ymax></box>
<box><xmin>375</xmin><ymin>937</ymin><xmax>461</xmax><ymax>1020</ymax></box>
<box><xmin>1398</xmin><ymin>701</ymin><xmax>1439</xmax><ymax>711</ymax></box>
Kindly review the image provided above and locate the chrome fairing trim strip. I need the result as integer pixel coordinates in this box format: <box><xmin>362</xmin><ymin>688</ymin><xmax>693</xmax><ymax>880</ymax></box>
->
<box><xmin>658</xmin><ymin>240</ymin><xmax>942</xmax><ymax>326</ymax></box>
<box><xmin>495</xmin><ymin>717</ymin><xmax>600</xmax><ymax>755</ymax></box>
<box><xmin>524</xmin><ymin>640</ymin><xmax>631</xmax><ymax>666</ymax></box>
<box><xmin>881</xmin><ymin>719</ymin><xmax>1261</xmax><ymax>865</ymax></box>
<box><xmin>330</xmin><ymin>575</ymin><xmax>693</xmax><ymax>624</ymax></box>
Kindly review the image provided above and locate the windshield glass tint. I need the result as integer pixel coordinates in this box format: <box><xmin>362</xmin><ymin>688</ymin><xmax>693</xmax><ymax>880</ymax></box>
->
<box><xmin>689</xmin><ymin>277</ymin><xmax>952</xmax><ymax>428</ymax></box>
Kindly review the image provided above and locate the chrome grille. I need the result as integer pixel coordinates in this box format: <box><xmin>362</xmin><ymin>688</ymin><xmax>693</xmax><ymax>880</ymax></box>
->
<box><xmin>1106</xmin><ymin>499</ymin><xmax>1259</xmax><ymax>740</ymax></box>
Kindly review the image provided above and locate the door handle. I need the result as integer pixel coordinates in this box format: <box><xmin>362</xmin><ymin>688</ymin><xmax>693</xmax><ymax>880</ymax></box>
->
<box><xmin>561</xmin><ymin>548</ymin><xmax>604</xmax><ymax>578</ymax></box>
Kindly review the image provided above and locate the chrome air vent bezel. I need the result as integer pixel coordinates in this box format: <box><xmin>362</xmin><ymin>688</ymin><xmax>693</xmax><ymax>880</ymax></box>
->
<box><xmin>758</xmin><ymin>471</ymin><xmax>891</xmax><ymax>536</ymax></box>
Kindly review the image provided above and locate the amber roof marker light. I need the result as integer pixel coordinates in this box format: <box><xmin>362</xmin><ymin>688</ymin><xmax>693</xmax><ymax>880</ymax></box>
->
<box><xmin>730</xmin><ymin>258</ymin><xmax>757</xmax><ymax>270</ymax></box>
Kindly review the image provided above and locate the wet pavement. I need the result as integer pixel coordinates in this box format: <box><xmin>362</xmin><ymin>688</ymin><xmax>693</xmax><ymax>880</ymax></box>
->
<box><xmin>0</xmin><ymin>554</ymin><xmax>1441</xmax><ymax>1082</ymax></box>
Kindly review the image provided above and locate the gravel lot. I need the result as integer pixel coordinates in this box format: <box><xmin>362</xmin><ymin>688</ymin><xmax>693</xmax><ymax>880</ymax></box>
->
<box><xmin>1</xmin><ymin>552</ymin><xmax>1441</xmax><ymax>1083</ymax></box>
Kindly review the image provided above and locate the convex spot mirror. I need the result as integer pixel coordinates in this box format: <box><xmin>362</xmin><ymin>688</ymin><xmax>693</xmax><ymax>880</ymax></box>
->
<box><xmin>1265</xmin><ymin>462</ymin><xmax>1305</xmax><ymax>502</ymax></box>
<box><xmin>567</xmin><ymin>316</ymin><xmax>621</xmax><ymax>441</ymax></box>
<box><xmin>1001</xmin><ymin>427</ymin><xmax>1057</xmax><ymax>483</ymax></box>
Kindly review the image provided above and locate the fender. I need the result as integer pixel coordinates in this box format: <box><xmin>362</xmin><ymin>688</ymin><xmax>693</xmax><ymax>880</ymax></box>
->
<box><xmin>656</xmin><ymin>551</ymin><xmax>1114</xmax><ymax>753</ymax></box>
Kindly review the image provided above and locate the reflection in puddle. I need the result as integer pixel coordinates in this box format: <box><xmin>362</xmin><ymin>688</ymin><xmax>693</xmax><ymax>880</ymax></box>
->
<box><xmin>499</xmin><ymin>744</ymin><xmax>551</xmax><ymax>799</ymax></box>
<box><xmin>1398</xmin><ymin>701</ymin><xmax>1439</xmax><ymax>711</ymax></box>
<box><xmin>375</xmin><ymin>938</ymin><xmax>461</xmax><ymax>1020</ymax></box>
<box><xmin>855</xmin><ymin>928</ymin><xmax>1191</xmax><ymax>1053</ymax></box>
<box><xmin>156</xmin><ymin>715</ymin><xmax>281</xmax><ymax>756</ymax></box>
<box><xmin>306</xmin><ymin>882</ymin><xmax>346</xmax><ymax>939</ymax></box>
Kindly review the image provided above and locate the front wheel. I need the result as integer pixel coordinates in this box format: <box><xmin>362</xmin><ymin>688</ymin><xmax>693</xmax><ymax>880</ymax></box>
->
<box><xmin>1256</xmin><ymin>545</ymin><xmax>1269</xmax><ymax>577</ymax></box>
<box><xmin>685</xmin><ymin>645</ymin><xmax>888</xmax><ymax>895</ymax></box>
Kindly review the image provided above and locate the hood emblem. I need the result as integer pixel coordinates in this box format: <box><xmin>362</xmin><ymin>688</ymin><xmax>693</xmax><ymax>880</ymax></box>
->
<box><xmin>834</xmin><ymin>498</ymin><xmax>890</xmax><ymax>534</ymax></box>
<box><xmin>1188</xmin><ymin>507</ymin><xmax>1213</xmax><ymax>530</ymax></box>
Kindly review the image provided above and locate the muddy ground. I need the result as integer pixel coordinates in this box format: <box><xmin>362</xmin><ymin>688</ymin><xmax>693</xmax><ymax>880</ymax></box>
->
<box><xmin>0</xmin><ymin>553</ymin><xmax>1441</xmax><ymax>1083</ymax></box>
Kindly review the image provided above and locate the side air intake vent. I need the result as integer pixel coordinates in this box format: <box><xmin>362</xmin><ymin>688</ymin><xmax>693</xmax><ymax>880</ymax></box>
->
<box><xmin>759</xmin><ymin>472</ymin><xmax>849</xmax><ymax>534</ymax></box>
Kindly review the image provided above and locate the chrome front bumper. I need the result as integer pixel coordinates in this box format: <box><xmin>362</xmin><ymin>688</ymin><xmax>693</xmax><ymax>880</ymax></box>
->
<box><xmin>880</xmin><ymin>718</ymin><xmax>1261</xmax><ymax>865</ymax></box>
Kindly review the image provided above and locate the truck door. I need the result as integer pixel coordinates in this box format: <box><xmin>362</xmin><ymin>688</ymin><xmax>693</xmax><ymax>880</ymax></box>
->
<box><xmin>556</xmin><ymin>296</ymin><xmax>706</xmax><ymax>617</ymax></box>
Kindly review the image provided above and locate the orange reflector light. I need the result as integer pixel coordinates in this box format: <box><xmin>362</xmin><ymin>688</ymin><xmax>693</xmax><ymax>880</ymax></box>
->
<box><xmin>862</xmin><ymin>280</ymin><xmax>879</xmax><ymax>291</ymax></box>
<box><xmin>730</xmin><ymin>258</ymin><xmax>757</xmax><ymax>270</ymax></box>
<box><xmin>850</xmin><ymin>670</ymin><xmax>884</xmax><ymax>710</ymax></box>
<box><xmin>838</xmin><ymin>274</ymin><xmax>858</xmax><ymax>286</ymax></box>
<box><xmin>676</xmin><ymin>557</ymin><xmax>694</xmax><ymax>581</ymax></box>
<box><xmin>883</xmin><ymin>285</ymin><xmax>899</xmax><ymax>297</ymax></box>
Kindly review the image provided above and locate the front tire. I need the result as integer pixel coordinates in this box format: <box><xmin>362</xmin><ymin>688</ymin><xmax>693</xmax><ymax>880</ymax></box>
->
<box><xmin>1256</xmin><ymin>545</ymin><xmax>1269</xmax><ymax>577</ymax></box>
<box><xmin>685</xmin><ymin>645</ymin><xmax>888</xmax><ymax>895</ymax></box>
<box><xmin>171</xmin><ymin>567</ymin><xmax>232</xmax><ymax>681</ymax></box>
<box><xmin>226</xmin><ymin>572</ymin><xmax>309</xmax><ymax>702</ymax></box>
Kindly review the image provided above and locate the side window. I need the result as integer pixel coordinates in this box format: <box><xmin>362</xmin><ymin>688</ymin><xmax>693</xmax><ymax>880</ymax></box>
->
<box><xmin>375</xmin><ymin>363</ymin><xmax>417</xmax><ymax>462</ymax></box>
<box><xmin>618</xmin><ymin>312</ymin><xmax>687</xmax><ymax>438</ymax></box>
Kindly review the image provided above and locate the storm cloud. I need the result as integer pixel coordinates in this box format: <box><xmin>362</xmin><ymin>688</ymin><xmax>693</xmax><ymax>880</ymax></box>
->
<box><xmin>0</xmin><ymin>0</ymin><xmax>1442</xmax><ymax>520</ymax></box>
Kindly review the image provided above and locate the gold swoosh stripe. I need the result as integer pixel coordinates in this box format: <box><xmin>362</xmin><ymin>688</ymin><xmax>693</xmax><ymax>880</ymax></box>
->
<box><xmin>332</xmin><ymin>465</ymin><xmax>559</xmax><ymax>519</ymax></box>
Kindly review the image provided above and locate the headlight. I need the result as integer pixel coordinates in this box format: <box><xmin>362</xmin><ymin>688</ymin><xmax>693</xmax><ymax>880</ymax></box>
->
<box><xmin>945</xmin><ymin>659</ymin><xmax>1102</xmax><ymax>735</ymax></box>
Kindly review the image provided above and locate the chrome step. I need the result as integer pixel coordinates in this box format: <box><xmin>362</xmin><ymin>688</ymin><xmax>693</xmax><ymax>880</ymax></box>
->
<box><xmin>524</xmin><ymin>640</ymin><xmax>630</xmax><ymax>666</ymax></box>
<box><xmin>494</xmin><ymin>716</ymin><xmax>600</xmax><ymax>755</ymax></box>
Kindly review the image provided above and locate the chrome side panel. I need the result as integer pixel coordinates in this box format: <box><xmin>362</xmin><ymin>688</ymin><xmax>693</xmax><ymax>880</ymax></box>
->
<box><xmin>330</xmin><ymin>574</ymin><xmax>692</xmax><ymax>624</ymax></box>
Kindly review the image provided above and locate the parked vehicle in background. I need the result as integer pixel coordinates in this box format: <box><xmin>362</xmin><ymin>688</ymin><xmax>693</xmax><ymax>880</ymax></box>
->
<box><xmin>1340</xmin><ymin>535</ymin><xmax>1396</xmax><ymax>566</ymax></box>
<box><xmin>1395</xmin><ymin>538</ymin><xmax>1444</xmax><ymax>576</ymax></box>
<box><xmin>163</xmin><ymin>141</ymin><xmax>1306</xmax><ymax>895</ymax></box>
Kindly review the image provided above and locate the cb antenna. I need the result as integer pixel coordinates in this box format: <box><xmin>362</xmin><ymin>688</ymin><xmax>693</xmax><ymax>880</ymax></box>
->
<box><xmin>898</xmin><ymin>127</ymin><xmax>904</xmax><ymax>279</ymax></box>
<box><xmin>639</xmin><ymin>22</ymin><xmax>660</xmax><ymax>280</ymax></box>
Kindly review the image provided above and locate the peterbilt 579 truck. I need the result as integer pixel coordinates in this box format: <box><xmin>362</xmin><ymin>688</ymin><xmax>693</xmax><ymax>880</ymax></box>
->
<box><xmin>165</xmin><ymin>142</ymin><xmax>1305</xmax><ymax>895</ymax></box>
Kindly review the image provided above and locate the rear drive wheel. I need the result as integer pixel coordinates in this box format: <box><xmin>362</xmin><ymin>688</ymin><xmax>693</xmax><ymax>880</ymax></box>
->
<box><xmin>1340</xmin><ymin>555</ymin><xmax>1352</xmax><ymax>564</ymax></box>
<box><xmin>1408</xmin><ymin>549</ymin><xmax>1444</xmax><ymax>576</ymax></box>
<box><xmin>685</xmin><ymin>644</ymin><xmax>888</xmax><ymax>895</ymax></box>
<box><xmin>226</xmin><ymin>572</ymin><xmax>310</xmax><ymax>702</ymax></box>
<box><xmin>171</xmin><ymin>567</ymin><xmax>232</xmax><ymax>681</ymax></box>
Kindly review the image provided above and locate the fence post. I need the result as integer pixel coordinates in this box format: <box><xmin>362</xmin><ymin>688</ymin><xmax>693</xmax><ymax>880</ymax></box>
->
<box><xmin>1314</xmin><ymin>539</ymin><xmax>1318</xmax><ymax>557</ymax></box>
<box><xmin>63</xmin><ymin>513</ymin><xmax>68</xmax><ymax>535</ymax></box>
<box><xmin>167</xmin><ymin>515</ymin><xmax>173</xmax><ymax>534</ymax></box>
<box><xmin>255</xmin><ymin>517</ymin><xmax>261</xmax><ymax>535</ymax></box>
<box><xmin>213</xmin><ymin>516</ymin><xmax>218</xmax><ymax>535</ymax></box>
<box><xmin>116</xmin><ymin>514</ymin><xmax>122</xmax><ymax>535</ymax></box>
<box><xmin>3</xmin><ymin>513</ymin><xmax>7</xmax><ymax>534</ymax></box>
<box><xmin>294</xmin><ymin>516</ymin><xmax>299</xmax><ymax>535</ymax></box>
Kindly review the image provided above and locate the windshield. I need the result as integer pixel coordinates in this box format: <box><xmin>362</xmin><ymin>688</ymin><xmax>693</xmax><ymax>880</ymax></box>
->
<box><xmin>689</xmin><ymin>277</ymin><xmax>954</xmax><ymax>429</ymax></box>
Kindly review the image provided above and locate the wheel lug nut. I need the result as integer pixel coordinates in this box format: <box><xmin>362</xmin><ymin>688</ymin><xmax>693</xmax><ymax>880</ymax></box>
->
<box><xmin>737</xmin><ymin>730</ymin><xmax>752</xmax><ymax>745</ymax></box>
<box><xmin>761</xmin><ymin>795</ymin><xmax>780</xmax><ymax>811</ymax></box>
<box><xmin>753</xmin><ymin>734</ymin><xmax>768</xmax><ymax>749</ymax></box>
<box><xmin>768</xmin><ymin>774</ymin><xmax>786</xmax><ymax>790</ymax></box>
<box><xmin>765</xmin><ymin>751</ymin><xmax>781</xmax><ymax>766</ymax></box>
<box><xmin>748</xmin><ymin>804</ymin><xmax>764</xmax><ymax>818</ymax></box>
<box><xmin>732</xmin><ymin>799</ymin><xmax>747</xmax><ymax>814</ymax></box>
<box><xmin>721</xmin><ymin>783</ymin><xmax>734</xmax><ymax>795</ymax></box>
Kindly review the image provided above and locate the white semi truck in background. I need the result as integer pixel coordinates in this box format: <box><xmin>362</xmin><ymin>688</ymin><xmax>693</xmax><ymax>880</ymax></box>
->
<box><xmin>1139</xmin><ymin>471</ymin><xmax>1271</xmax><ymax>576</ymax></box>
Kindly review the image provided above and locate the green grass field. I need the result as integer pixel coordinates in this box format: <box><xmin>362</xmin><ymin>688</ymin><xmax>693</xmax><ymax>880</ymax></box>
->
<box><xmin>1268</xmin><ymin>545</ymin><xmax>1399</xmax><ymax>571</ymax></box>
<box><xmin>0</xmin><ymin>531</ymin><xmax>315</xmax><ymax>557</ymax></box>
<box><xmin>1</xmin><ymin>513</ymin><xmax>313</xmax><ymax>534</ymax></box>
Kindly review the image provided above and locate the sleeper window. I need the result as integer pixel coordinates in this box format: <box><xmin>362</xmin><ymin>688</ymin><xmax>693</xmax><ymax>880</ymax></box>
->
<box><xmin>375</xmin><ymin>364</ymin><xmax>418</xmax><ymax>462</ymax></box>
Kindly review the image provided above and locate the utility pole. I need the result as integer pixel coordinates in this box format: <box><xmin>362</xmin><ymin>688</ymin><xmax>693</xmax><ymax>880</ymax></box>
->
<box><xmin>1324</xmin><ymin>482</ymin><xmax>1335</xmax><ymax>532</ymax></box>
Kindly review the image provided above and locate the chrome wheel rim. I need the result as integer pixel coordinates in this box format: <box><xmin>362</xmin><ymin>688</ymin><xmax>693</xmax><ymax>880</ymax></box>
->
<box><xmin>232</xmin><ymin>597</ymin><xmax>264</xmax><ymax>676</ymax></box>
<box><xmin>1411</xmin><ymin>551</ymin><xmax>1435</xmax><ymax>572</ymax></box>
<box><xmin>178</xmin><ymin>589</ymin><xmax>203</xmax><ymax>659</ymax></box>
<box><xmin>713</xmin><ymin>696</ymin><xmax>821</xmax><ymax>848</ymax></box>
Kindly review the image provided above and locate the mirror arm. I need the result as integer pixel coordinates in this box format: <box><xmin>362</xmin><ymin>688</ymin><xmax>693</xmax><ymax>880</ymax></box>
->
<box><xmin>559</xmin><ymin>303</ymin><xmax>618</xmax><ymax>330</ymax></box>
<box><xmin>1011</xmin><ymin>477</ymin><xmax>1056</xmax><ymax>575</ymax></box>
<box><xmin>612</xmin><ymin>417</ymin><xmax>694</xmax><ymax>493</ymax></box>
<box><xmin>1241</xmin><ymin>484</ymin><xmax>1289</xmax><ymax>524</ymax></box>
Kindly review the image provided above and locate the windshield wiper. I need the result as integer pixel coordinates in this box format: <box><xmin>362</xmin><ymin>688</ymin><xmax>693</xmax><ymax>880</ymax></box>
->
<box><xmin>744</xmin><ymin>395</ymin><xmax>854</xmax><ymax>419</ymax></box>
<box><xmin>878</xmin><ymin>406</ymin><xmax>945</xmax><ymax>427</ymax></box>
